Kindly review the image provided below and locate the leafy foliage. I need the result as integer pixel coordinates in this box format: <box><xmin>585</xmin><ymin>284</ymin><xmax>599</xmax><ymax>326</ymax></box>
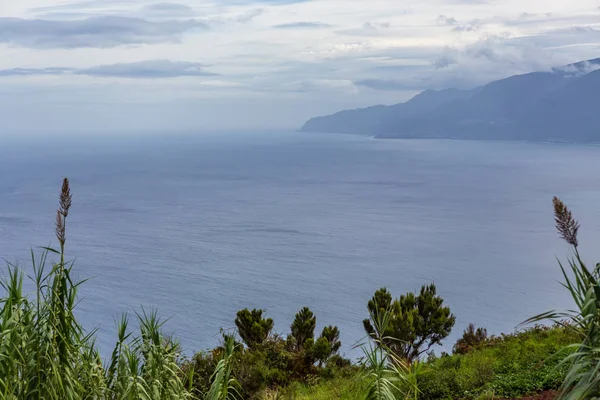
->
<box><xmin>312</xmin><ymin>326</ymin><xmax>342</xmax><ymax>366</ymax></box>
<box><xmin>206</xmin><ymin>335</ymin><xmax>240</xmax><ymax>400</ymax></box>
<box><xmin>287</xmin><ymin>325</ymin><xmax>577</xmax><ymax>400</ymax></box>
<box><xmin>419</xmin><ymin>325</ymin><xmax>577</xmax><ymax>399</ymax></box>
<box><xmin>524</xmin><ymin>197</ymin><xmax>600</xmax><ymax>399</ymax></box>
<box><xmin>289</xmin><ymin>307</ymin><xmax>316</xmax><ymax>350</ymax></box>
<box><xmin>363</xmin><ymin>285</ymin><xmax>456</xmax><ymax>362</ymax></box>
<box><xmin>235</xmin><ymin>309</ymin><xmax>274</xmax><ymax>350</ymax></box>
<box><xmin>0</xmin><ymin>178</ymin><xmax>195</xmax><ymax>399</ymax></box>
<box><xmin>454</xmin><ymin>324</ymin><xmax>488</xmax><ymax>355</ymax></box>
<box><xmin>360</xmin><ymin>307</ymin><xmax>422</xmax><ymax>400</ymax></box>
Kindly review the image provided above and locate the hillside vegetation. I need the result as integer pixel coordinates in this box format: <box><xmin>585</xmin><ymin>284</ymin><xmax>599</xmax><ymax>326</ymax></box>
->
<box><xmin>1</xmin><ymin>180</ymin><xmax>598</xmax><ymax>399</ymax></box>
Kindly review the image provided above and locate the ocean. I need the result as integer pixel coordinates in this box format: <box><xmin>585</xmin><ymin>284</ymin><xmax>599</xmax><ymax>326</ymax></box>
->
<box><xmin>2</xmin><ymin>131</ymin><xmax>600</xmax><ymax>358</ymax></box>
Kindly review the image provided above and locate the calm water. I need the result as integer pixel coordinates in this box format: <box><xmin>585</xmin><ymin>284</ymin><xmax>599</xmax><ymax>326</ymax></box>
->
<box><xmin>2</xmin><ymin>131</ymin><xmax>600</xmax><ymax>358</ymax></box>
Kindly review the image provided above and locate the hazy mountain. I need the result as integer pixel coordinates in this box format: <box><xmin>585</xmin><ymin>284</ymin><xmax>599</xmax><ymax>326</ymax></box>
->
<box><xmin>300</xmin><ymin>58</ymin><xmax>600</xmax><ymax>141</ymax></box>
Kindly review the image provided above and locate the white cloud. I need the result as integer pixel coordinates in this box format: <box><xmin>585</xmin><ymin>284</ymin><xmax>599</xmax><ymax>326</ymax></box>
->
<box><xmin>0</xmin><ymin>0</ymin><xmax>599</xmax><ymax>130</ymax></box>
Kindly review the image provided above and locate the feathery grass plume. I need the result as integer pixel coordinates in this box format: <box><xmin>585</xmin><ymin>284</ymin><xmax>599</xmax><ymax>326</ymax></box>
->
<box><xmin>524</xmin><ymin>198</ymin><xmax>600</xmax><ymax>400</ymax></box>
<box><xmin>0</xmin><ymin>178</ymin><xmax>199</xmax><ymax>399</ymax></box>
<box><xmin>55</xmin><ymin>178</ymin><xmax>71</xmax><ymax>253</ymax></box>
<box><xmin>59</xmin><ymin>177</ymin><xmax>72</xmax><ymax>217</ymax></box>
<box><xmin>553</xmin><ymin>197</ymin><xmax>580</xmax><ymax>248</ymax></box>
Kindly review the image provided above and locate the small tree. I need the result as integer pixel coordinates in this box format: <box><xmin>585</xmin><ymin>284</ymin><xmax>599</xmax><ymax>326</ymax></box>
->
<box><xmin>311</xmin><ymin>326</ymin><xmax>342</xmax><ymax>366</ymax></box>
<box><xmin>289</xmin><ymin>307</ymin><xmax>316</xmax><ymax>350</ymax></box>
<box><xmin>453</xmin><ymin>323</ymin><xmax>488</xmax><ymax>354</ymax></box>
<box><xmin>235</xmin><ymin>309</ymin><xmax>274</xmax><ymax>350</ymax></box>
<box><xmin>363</xmin><ymin>284</ymin><xmax>455</xmax><ymax>362</ymax></box>
<box><xmin>320</xmin><ymin>325</ymin><xmax>341</xmax><ymax>355</ymax></box>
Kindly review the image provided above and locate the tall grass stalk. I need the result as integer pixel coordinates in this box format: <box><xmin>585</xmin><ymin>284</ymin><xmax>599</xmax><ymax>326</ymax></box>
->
<box><xmin>525</xmin><ymin>197</ymin><xmax>600</xmax><ymax>399</ymax></box>
<box><xmin>0</xmin><ymin>178</ymin><xmax>216</xmax><ymax>399</ymax></box>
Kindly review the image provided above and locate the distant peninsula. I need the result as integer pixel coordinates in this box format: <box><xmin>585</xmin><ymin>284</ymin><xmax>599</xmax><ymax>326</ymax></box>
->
<box><xmin>300</xmin><ymin>58</ymin><xmax>600</xmax><ymax>142</ymax></box>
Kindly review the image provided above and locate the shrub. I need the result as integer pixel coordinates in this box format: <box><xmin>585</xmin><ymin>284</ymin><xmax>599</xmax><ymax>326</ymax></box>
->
<box><xmin>235</xmin><ymin>309</ymin><xmax>274</xmax><ymax>350</ymax></box>
<box><xmin>363</xmin><ymin>285</ymin><xmax>456</xmax><ymax>362</ymax></box>
<box><xmin>418</xmin><ymin>325</ymin><xmax>578</xmax><ymax>400</ymax></box>
<box><xmin>454</xmin><ymin>323</ymin><xmax>489</xmax><ymax>354</ymax></box>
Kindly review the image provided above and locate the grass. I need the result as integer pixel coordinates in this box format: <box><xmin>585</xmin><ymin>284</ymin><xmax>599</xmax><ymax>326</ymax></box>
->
<box><xmin>0</xmin><ymin>179</ymin><xmax>234</xmax><ymax>400</ymax></box>
<box><xmin>286</xmin><ymin>376</ymin><xmax>367</xmax><ymax>400</ymax></box>
<box><xmin>283</xmin><ymin>325</ymin><xmax>578</xmax><ymax>400</ymax></box>
<box><xmin>0</xmin><ymin>183</ymin><xmax>594</xmax><ymax>400</ymax></box>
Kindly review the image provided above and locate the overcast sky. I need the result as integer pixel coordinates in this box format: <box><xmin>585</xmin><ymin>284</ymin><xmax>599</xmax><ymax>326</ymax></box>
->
<box><xmin>0</xmin><ymin>0</ymin><xmax>598</xmax><ymax>132</ymax></box>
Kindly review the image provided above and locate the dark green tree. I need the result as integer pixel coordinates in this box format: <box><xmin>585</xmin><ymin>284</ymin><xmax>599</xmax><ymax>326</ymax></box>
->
<box><xmin>453</xmin><ymin>323</ymin><xmax>488</xmax><ymax>354</ymax></box>
<box><xmin>320</xmin><ymin>325</ymin><xmax>341</xmax><ymax>355</ymax></box>
<box><xmin>363</xmin><ymin>285</ymin><xmax>455</xmax><ymax>362</ymax></box>
<box><xmin>235</xmin><ymin>309</ymin><xmax>274</xmax><ymax>350</ymax></box>
<box><xmin>289</xmin><ymin>307</ymin><xmax>316</xmax><ymax>350</ymax></box>
<box><xmin>310</xmin><ymin>325</ymin><xmax>342</xmax><ymax>366</ymax></box>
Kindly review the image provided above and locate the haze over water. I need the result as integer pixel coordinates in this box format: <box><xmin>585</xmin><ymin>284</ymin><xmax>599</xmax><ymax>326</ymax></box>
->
<box><xmin>2</xmin><ymin>131</ymin><xmax>600</xmax><ymax>357</ymax></box>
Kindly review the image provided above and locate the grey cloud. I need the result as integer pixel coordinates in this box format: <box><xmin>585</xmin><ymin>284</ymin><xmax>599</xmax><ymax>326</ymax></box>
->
<box><xmin>0</xmin><ymin>16</ymin><xmax>207</xmax><ymax>48</ymax></box>
<box><xmin>336</xmin><ymin>22</ymin><xmax>391</xmax><ymax>36</ymax></box>
<box><xmin>237</xmin><ymin>9</ymin><xmax>264</xmax><ymax>23</ymax></box>
<box><xmin>0</xmin><ymin>61</ymin><xmax>217</xmax><ymax>79</ymax></box>
<box><xmin>437</xmin><ymin>15</ymin><xmax>457</xmax><ymax>26</ymax></box>
<box><xmin>355</xmin><ymin>79</ymin><xmax>411</xmax><ymax>91</ymax></box>
<box><xmin>452</xmin><ymin>22</ymin><xmax>480</xmax><ymax>32</ymax></box>
<box><xmin>223</xmin><ymin>0</ymin><xmax>311</xmax><ymax>5</ymax></box>
<box><xmin>273</xmin><ymin>21</ymin><xmax>331</xmax><ymax>29</ymax></box>
<box><xmin>0</xmin><ymin>67</ymin><xmax>73</xmax><ymax>77</ymax></box>
<box><xmin>559</xmin><ymin>59</ymin><xmax>600</xmax><ymax>76</ymax></box>
<box><xmin>437</xmin><ymin>15</ymin><xmax>479</xmax><ymax>31</ymax></box>
<box><xmin>141</xmin><ymin>3</ymin><xmax>195</xmax><ymax>17</ymax></box>
<box><xmin>354</xmin><ymin>33</ymin><xmax>584</xmax><ymax>92</ymax></box>
<box><xmin>76</xmin><ymin>60</ymin><xmax>218</xmax><ymax>78</ymax></box>
<box><xmin>28</xmin><ymin>0</ymin><xmax>136</xmax><ymax>14</ymax></box>
<box><xmin>433</xmin><ymin>56</ymin><xmax>457</xmax><ymax>69</ymax></box>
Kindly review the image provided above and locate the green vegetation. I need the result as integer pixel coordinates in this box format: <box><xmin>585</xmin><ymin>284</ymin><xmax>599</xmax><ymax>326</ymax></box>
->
<box><xmin>0</xmin><ymin>179</ymin><xmax>195</xmax><ymax>399</ymax></box>
<box><xmin>287</xmin><ymin>325</ymin><xmax>577</xmax><ymax>400</ymax></box>
<box><xmin>524</xmin><ymin>197</ymin><xmax>600</xmax><ymax>399</ymax></box>
<box><xmin>363</xmin><ymin>285</ymin><xmax>456</xmax><ymax>362</ymax></box>
<box><xmin>1</xmin><ymin>181</ymin><xmax>598</xmax><ymax>399</ymax></box>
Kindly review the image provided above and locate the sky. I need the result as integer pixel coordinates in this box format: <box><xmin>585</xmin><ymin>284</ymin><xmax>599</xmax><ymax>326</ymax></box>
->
<box><xmin>0</xmin><ymin>0</ymin><xmax>599</xmax><ymax>132</ymax></box>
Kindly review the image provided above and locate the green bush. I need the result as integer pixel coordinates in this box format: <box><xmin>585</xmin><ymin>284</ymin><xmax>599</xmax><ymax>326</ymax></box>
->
<box><xmin>363</xmin><ymin>285</ymin><xmax>456</xmax><ymax>362</ymax></box>
<box><xmin>419</xmin><ymin>325</ymin><xmax>577</xmax><ymax>399</ymax></box>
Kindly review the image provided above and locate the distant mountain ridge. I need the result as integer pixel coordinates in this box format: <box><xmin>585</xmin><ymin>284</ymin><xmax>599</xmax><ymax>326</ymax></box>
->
<box><xmin>300</xmin><ymin>58</ymin><xmax>600</xmax><ymax>141</ymax></box>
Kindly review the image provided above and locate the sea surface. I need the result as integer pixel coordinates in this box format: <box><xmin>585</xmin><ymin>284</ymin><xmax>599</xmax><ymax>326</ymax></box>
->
<box><xmin>2</xmin><ymin>131</ymin><xmax>600</xmax><ymax>358</ymax></box>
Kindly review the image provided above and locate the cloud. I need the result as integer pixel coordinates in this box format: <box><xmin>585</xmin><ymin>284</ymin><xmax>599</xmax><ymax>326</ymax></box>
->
<box><xmin>437</xmin><ymin>15</ymin><xmax>479</xmax><ymax>31</ymax></box>
<box><xmin>277</xmin><ymin>79</ymin><xmax>357</xmax><ymax>94</ymax></box>
<box><xmin>273</xmin><ymin>21</ymin><xmax>331</xmax><ymax>29</ymax></box>
<box><xmin>433</xmin><ymin>56</ymin><xmax>457</xmax><ymax>69</ymax></box>
<box><xmin>141</xmin><ymin>3</ymin><xmax>195</xmax><ymax>18</ymax></box>
<box><xmin>0</xmin><ymin>16</ymin><xmax>207</xmax><ymax>48</ymax></box>
<box><xmin>236</xmin><ymin>8</ymin><xmax>264</xmax><ymax>23</ymax></box>
<box><xmin>354</xmin><ymin>79</ymin><xmax>410</xmax><ymax>91</ymax></box>
<box><xmin>437</xmin><ymin>15</ymin><xmax>458</xmax><ymax>26</ymax></box>
<box><xmin>28</xmin><ymin>0</ymin><xmax>136</xmax><ymax>14</ymax></box>
<box><xmin>0</xmin><ymin>67</ymin><xmax>73</xmax><ymax>77</ymax></box>
<box><xmin>452</xmin><ymin>22</ymin><xmax>480</xmax><ymax>32</ymax></box>
<box><xmin>559</xmin><ymin>58</ymin><xmax>600</xmax><ymax>76</ymax></box>
<box><xmin>0</xmin><ymin>61</ymin><xmax>217</xmax><ymax>79</ymax></box>
<box><xmin>222</xmin><ymin>0</ymin><xmax>311</xmax><ymax>4</ymax></box>
<box><xmin>77</xmin><ymin>60</ymin><xmax>218</xmax><ymax>78</ymax></box>
<box><xmin>336</xmin><ymin>22</ymin><xmax>391</xmax><ymax>36</ymax></box>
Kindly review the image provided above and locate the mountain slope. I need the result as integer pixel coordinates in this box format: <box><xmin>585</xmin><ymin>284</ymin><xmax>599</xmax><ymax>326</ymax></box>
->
<box><xmin>518</xmin><ymin>69</ymin><xmax>600</xmax><ymax>141</ymax></box>
<box><xmin>300</xmin><ymin>88</ymin><xmax>473</xmax><ymax>135</ymax></box>
<box><xmin>300</xmin><ymin>58</ymin><xmax>600</xmax><ymax>142</ymax></box>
